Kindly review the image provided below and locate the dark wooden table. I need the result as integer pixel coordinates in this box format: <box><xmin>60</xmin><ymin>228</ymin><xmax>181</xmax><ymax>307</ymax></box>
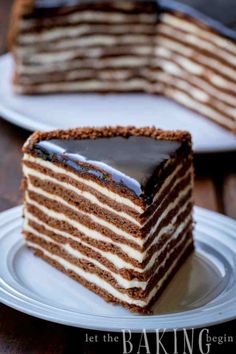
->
<box><xmin>0</xmin><ymin>2</ymin><xmax>236</xmax><ymax>353</ymax></box>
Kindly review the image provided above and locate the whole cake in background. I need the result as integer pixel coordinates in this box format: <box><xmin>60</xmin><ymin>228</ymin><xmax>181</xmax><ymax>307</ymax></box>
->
<box><xmin>10</xmin><ymin>0</ymin><xmax>157</xmax><ymax>93</ymax></box>
<box><xmin>22</xmin><ymin>126</ymin><xmax>194</xmax><ymax>313</ymax></box>
<box><xmin>9</xmin><ymin>0</ymin><xmax>236</xmax><ymax>133</ymax></box>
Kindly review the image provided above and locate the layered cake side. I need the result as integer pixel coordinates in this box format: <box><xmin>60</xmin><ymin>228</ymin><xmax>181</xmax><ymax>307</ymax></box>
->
<box><xmin>22</xmin><ymin>126</ymin><xmax>194</xmax><ymax>313</ymax></box>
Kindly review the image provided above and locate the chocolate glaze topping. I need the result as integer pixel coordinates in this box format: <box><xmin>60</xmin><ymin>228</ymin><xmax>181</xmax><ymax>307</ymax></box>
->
<box><xmin>33</xmin><ymin>136</ymin><xmax>181</xmax><ymax>197</ymax></box>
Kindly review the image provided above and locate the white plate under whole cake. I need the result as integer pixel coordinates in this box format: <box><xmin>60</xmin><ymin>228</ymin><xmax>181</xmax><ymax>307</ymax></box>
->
<box><xmin>0</xmin><ymin>205</ymin><xmax>236</xmax><ymax>331</ymax></box>
<box><xmin>0</xmin><ymin>54</ymin><xmax>236</xmax><ymax>154</ymax></box>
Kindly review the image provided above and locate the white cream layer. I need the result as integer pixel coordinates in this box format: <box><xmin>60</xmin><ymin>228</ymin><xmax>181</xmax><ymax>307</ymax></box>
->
<box><xmin>26</xmin><ymin>237</ymin><xmax>192</xmax><ymax>307</ymax></box>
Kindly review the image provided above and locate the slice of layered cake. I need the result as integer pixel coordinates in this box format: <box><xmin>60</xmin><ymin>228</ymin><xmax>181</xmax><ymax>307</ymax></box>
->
<box><xmin>22</xmin><ymin>126</ymin><xmax>194</xmax><ymax>313</ymax></box>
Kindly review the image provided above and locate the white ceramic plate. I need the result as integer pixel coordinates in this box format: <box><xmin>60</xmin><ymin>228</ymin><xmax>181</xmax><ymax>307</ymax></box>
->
<box><xmin>0</xmin><ymin>205</ymin><xmax>236</xmax><ymax>331</ymax></box>
<box><xmin>1</xmin><ymin>54</ymin><xmax>236</xmax><ymax>153</ymax></box>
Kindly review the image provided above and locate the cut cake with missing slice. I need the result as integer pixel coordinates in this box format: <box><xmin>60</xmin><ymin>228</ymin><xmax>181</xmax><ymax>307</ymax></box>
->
<box><xmin>22</xmin><ymin>126</ymin><xmax>194</xmax><ymax>313</ymax></box>
<box><xmin>9</xmin><ymin>0</ymin><xmax>236</xmax><ymax>132</ymax></box>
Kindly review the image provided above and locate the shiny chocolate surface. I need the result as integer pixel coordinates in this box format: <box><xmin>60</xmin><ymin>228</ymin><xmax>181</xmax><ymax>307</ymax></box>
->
<box><xmin>33</xmin><ymin>136</ymin><xmax>181</xmax><ymax>196</ymax></box>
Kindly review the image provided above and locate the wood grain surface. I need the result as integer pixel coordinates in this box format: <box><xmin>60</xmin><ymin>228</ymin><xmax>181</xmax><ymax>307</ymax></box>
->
<box><xmin>0</xmin><ymin>2</ymin><xmax>236</xmax><ymax>353</ymax></box>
